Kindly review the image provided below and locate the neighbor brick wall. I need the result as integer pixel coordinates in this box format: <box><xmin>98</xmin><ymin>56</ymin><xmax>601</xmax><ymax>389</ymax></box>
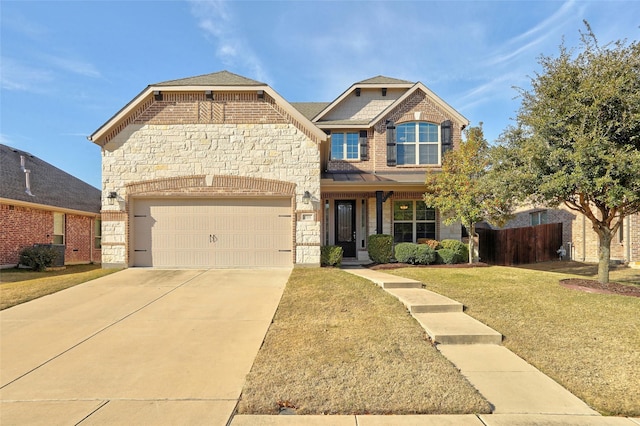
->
<box><xmin>0</xmin><ymin>204</ymin><xmax>53</xmax><ymax>266</ymax></box>
<box><xmin>0</xmin><ymin>203</ymin><xmax>100</xmax><ymax>266</ymax></box>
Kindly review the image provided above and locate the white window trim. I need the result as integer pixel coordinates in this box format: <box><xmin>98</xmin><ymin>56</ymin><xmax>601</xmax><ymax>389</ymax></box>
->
<box><xmin>330</xmin><ymin>132</ymin><xmax>360</xmax><ymax>161</ymax></box>
<box><xmin>396</xmin><ymin>122</ymin><xmax>441</xmax><ymax>166</ymax></box>
<box><xmin>393</xmin><ymin>200</ymin><xmax>436</xmax><ymax>243</ymax></box>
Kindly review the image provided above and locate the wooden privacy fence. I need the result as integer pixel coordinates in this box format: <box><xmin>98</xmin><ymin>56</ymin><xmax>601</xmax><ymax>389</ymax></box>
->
<box><xmin>477</xmin><ymin>223</ymin><xmax>563</xmax><ymax>266</ymax></box>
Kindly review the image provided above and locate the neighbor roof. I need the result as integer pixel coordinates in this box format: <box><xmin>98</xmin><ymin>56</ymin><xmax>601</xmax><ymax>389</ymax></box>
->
<box><xmin>153</xmin><ymin>70</ymin><xmax>265</xmax><ymax>87</ymax></box>
<box><xmin>0</xmin><ymin>144</ymin><xmax>101</xmax><ymax>215</ymax></box>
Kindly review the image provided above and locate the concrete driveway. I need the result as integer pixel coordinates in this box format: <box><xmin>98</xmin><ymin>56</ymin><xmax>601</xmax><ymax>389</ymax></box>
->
<box><xmin>0</xmin><ymin>268</ymin><xmax>290</xmax><ymax>425</ymax></box>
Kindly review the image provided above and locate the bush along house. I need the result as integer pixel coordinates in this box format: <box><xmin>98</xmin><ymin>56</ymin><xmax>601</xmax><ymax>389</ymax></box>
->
<box><xmin>88</xmin><ymin>71</ymin><xmax>468</xmax><ymax>268</ymax></box>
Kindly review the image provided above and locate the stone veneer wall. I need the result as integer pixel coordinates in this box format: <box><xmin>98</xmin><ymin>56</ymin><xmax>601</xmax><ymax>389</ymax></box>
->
<box><xmin>101</xmin><ymin>122</ymin><xmax>320</xmax><ymax>267</ymax></box>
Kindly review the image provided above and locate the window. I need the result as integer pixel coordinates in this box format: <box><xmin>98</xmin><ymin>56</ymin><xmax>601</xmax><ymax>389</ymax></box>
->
<box><xmin>53</xmin><ymin>212</ymin><xmax>65</xmax><ymax>244</ymax></box>
<box><xmin>396</xmin><ymin>122</ymin><xmax>439</xmax><ymax>165</ymax></box>
<box><xmin>393</xmin><ymin>200</ymin><xmax>436</xmax><ymax>243</ymax></box>
<box><xmin>94</xmin><ymin>219</ymin><xmax>102</xmax><ymax>249</ymax></box>
<box><xmin>530</xmin><ymin>210</ymin><xmax>547</xmax><ymax>226</ymax></box>
<box><xmin>331</xmin><ymin>132</ymin><xmax>359</xmax><ymax>160</ymax></box>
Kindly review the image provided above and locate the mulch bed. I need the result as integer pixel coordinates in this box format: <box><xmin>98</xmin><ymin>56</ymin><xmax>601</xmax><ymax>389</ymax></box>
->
<box><xmin>368</xmin><ymin>262</ymin><xmax>490</xmax><ymax>271</ymax></box>
<box><xmin>559</xmin><ymin>278</ymin><xmax>640</xmax><ymax>297</ymax></box>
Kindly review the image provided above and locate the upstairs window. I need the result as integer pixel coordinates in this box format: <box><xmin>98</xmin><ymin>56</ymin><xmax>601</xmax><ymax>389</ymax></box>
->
<box><xmin>331</xmin><ymin>132</ymin><xmax>359</xmax><ymax>160</ymax></box>
<box><xmin>396</xmin><ymin>122</ymin><xmax>440</xmax><ymax>165</ymax></box>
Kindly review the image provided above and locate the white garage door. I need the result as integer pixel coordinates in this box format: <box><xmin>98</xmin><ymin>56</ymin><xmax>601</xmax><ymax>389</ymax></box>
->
<box><xmin>132</xmin><ymin>198</ymin><xmax>292</xmax><ymax>268</ymax></box>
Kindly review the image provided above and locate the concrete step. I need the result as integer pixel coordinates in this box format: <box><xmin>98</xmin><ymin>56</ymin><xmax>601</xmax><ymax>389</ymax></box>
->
<box><xmin>629</xmin><ymin>261</ymin><xmax>640</xmax><ymax>270</ymax></box>
<box><xmin>413</xmin><ymin>312</ymin><xmax>503</xmax><ymax>345</ymax></box>
<box><xmin>341</xmin><ymin>268</ymin><xmax>422</xmax><ymax>289</ymax></box>
<box><xmin>386</xmin><ymin>288</ymin><xmax>463</xmax><ymax>313</ymax></box>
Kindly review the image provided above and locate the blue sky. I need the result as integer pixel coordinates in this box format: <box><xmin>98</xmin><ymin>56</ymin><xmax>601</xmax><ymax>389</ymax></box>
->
<box><xmin>1</xmin><ymin>1</ymin><xmax>639</xmax><ymax>189</ymax></box>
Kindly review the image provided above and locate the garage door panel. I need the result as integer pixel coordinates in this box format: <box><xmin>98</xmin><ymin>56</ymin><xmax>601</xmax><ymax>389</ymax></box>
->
<box><xmin>132</xmin><ymin>198</ymin><xmax>292</xmax><ymax>268</ymax></box>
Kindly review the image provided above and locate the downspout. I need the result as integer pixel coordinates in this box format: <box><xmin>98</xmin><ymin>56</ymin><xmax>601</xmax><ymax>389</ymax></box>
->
<box><xmin>582</xmin><ymin>214</ymin><xmax>586</xmax><ymax>262</ymax></box>
<box><xmin>625</xmin><ymin>215</ymin><xmax>631</xmax><ymax>263</ymax></box>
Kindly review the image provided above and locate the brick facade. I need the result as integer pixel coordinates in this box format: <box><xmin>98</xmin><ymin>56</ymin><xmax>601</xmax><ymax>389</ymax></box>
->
<box><xmin>0</xmin><ymin>203</ymin><xmax>100</xmax><ymax>267</ymax></box>
<box><xmin>327</xmin><ymin>90</ymin><xmax>464</xmax><ymax>173</ymax></box>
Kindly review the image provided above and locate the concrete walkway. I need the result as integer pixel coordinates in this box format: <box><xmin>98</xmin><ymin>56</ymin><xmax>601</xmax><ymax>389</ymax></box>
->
<box><xmin>1</xmin><ymin>268</ymin><xmax>290</xmax><ymax>425</ymax></box>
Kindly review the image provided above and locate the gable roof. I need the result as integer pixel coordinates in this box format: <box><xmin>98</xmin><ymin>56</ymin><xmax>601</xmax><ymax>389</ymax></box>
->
<box><xmin>313</xmin><ymin>77</ymin><xmax>469</xmax><ymax>129</ymax></box>
<box><xmin>355</xmin><ymin>75</ymin><xmax>414</xmax><ymax>85</ymax></box>
<box><xmin>0</xmin><ymin>144</ymin><xmax>101</xmax><ymax>215</ymax></box>
<box><xmin>153</xmin><ymin>70</ymin><xmax>265</xmax><ymax>87</ymax></box>
<box><xmin>89</xmin><ymin>70</ymin><xmax>327</xmax><ymax>146</ymax></box>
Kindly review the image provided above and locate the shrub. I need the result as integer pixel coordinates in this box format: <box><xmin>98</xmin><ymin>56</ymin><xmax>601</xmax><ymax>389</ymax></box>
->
<box><xmin>19</xmin><ymin>245</ymin><xmax>59</xmax><ymax>271</ymax></box>
<box><xmin>418</xmin><ymin>238</ymin><xmax>441</xmax><ymax>250</ymax></box>
<box><xmin>436</xmin><ymin>248</ymin><xmax>462</xmax><ymax>265</ymax></box>
<box><xmin>415</xmin><ymin>244</ymin><xmax>437</xmax><ymax>265</ymax></box>
<box><xmin>321</xmin><ymin>245</ymin><xmax>343</xmax><ymax>267</ymax></box>
<box><xmin>368</xmin><ymin>234</ymin><xmax>393</xmax><ymax>264</ymax></box>
<box><xmin>440</xmin><ymin>239</ymin><xmax>469</xmax><ymax>263</ymax></box>
<box><xmin>395</xmin><ymin>243</ymin><xmax>418</xmax><ymax>264</ymax></box>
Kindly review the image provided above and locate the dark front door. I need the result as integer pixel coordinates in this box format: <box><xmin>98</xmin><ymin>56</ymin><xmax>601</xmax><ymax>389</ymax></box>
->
<box><xmin>335</xmin><ymin>200</ymin><xmax>356</xmax><ymax>258</ymax></box>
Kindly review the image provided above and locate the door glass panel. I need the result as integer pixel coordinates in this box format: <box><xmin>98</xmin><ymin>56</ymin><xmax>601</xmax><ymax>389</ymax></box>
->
<box><xmin>337</xmin><ymin>202</ymin><xmax>353</xmax><ymax>242</ymax></box>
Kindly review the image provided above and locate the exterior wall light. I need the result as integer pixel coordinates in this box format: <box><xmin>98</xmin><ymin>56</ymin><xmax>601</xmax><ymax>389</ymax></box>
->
<box><xmin>107</xmin><ymin>191</ymin><xmax>117</xmax><ymax>205</ymax></box>
<box><xmin>303</xmin><ymin>191</ymin><xmax>312</xmax><ymax>205</ymax></box>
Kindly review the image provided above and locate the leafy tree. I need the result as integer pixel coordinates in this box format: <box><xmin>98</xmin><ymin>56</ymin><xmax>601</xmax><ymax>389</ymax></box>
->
<box><xmin>424</xmin><ymin>124</ymin><xmax>514</xmax><ymax>263</ymax></box>
<box><xmin>492</xmin><ymin>22</ymin><xmax>640</xmax><ymax>283</ymax></box>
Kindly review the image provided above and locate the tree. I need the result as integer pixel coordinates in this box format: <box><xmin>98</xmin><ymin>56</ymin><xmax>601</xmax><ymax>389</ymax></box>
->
<box><xmin>424</xmin><ymin>124</ymin><xmax>514</xmax><ymax>263</ymax></box>
<box><xmin>492</xmin><ymin>22</ymin><xmax>640</xmax><ymax>283</ymax></box>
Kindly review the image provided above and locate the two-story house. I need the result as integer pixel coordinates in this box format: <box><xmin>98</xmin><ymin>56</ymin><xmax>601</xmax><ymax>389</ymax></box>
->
<box><xmin>88</xmin><ymin>71</ymin><xmax>468</xmax><ymax>268</ymax></box>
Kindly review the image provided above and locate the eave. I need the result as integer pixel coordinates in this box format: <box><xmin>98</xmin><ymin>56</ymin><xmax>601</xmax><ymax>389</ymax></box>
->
<box><xmin>0</xmin><ymin>197</ymin><xmax>101</xmax><ymax>217</ymax></box>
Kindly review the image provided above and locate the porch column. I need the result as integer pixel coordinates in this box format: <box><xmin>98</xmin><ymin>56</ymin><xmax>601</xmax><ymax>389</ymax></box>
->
<box><xmin>375</xmin><ymin>191</ymin><xmax>393</xmax><ymax>234</ymax></box>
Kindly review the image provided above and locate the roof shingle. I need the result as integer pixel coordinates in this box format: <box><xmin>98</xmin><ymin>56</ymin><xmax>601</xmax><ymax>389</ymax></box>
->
<box><xmin>153</xmin><ymin>70</ymin><xmax>265</xmax><ymax>87</ymax></box>
<box><xmin>0</xmin><ymin>144</ymin><xmax>101</xmax><ymax>214</ymax></box>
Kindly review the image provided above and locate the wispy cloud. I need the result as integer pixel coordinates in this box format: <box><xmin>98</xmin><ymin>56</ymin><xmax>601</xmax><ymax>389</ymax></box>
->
<box><xmin>484</xmin><ymin>0</ymin><xmax>578</xmax><ymax>68</ymax></box>
<box><xmin>0</xmin><ymin>57</ymin><xmax>53</xmax><ymax>93</ymax></box>
<box><xmin>44</xmin><ymin>55</ymin><xmax>102</xmax><ymax>78</ymax></box>
<box><xmin>188</xmin><ymin>0</ymin><xmax>270</xmax><ymax>83</ymax></box>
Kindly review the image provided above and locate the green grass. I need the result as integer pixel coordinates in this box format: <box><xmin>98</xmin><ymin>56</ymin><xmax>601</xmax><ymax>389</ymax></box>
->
<box><xmin>389</xmin><ymin>263</ymin><xmax>640</xmax><ymax>416</ymax></box>
<box><xmin>0</xmin><ymin>264</ymin><xmax>119</xmax><ymax>310</ymax></box>
<box><xmin>238</xmin><ymin>268</ymin><xmax>492</xmax><ymax>415</ymax></box>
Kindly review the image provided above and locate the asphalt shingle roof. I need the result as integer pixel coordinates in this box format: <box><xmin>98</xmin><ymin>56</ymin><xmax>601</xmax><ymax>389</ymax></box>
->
<box><xmin>0</xmin><ymin>144</ymin><xmax>101</xmax><ymax>214</ymax></box>
<box><xmin>291</xmin><ymin>102</ymin><xmax>331</xmax><ymax>120</ymax></box>
<box><xmin>356</xmin><ymin>76</ymin><xmax>414</xmax><ymax>85</ymax></box>
<box><xmin>153</xmin><ymin>70</ymin><xmax>265</xmax><ymax>87</ymax></box>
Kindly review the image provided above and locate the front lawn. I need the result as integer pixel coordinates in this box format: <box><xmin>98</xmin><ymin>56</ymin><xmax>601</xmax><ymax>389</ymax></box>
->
<box><xmin>0</xmin><ymin>264</ymin><xmax>119</xmax><ymax>310</ymax></box>
<box><xmin>237</xmin><ymin>268</ymin><xmax>492</xmax><ymax>415</ymax></box>
<box><xmin>390</xmin><ymin>263</ymin><xmax>640</xmax><ymax>416</ymax></box>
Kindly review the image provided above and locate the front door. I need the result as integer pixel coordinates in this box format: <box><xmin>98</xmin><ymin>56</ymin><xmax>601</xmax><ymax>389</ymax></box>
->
<box><xmin>335</xmin><ymin>200</ymin><xmax>356</xmax><ymax>258</ymax></box>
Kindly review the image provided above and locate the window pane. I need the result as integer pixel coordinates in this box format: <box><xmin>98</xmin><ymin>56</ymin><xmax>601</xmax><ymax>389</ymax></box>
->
<box><xmin>345</xmin><ymin>133</ymin><xmax>359</xmax><ymax>159</ymax></box>
<box><xmin>331</xmin><ymin>133</ymin><xmax>344</xmax><ymax>160</ymax></box>
<box><xmin>418</xmin><ymin>123</ymin><xmax>438</xmax><ymax>142</ymax></box>
<box><xmin>394</xmin><ymin>223</ymin><xmax>413</xmax><ymax>243</ymax></box>
<box><xmin>397</xmin><ymin>144</ymin><xmax>415</xmax><ymax>165</ymax></box>
<box><xmin>394</xmin><ymin>201</ymin><xmax>413</xmax><ymax>221</ymax></box>
<box><xmin>397</xmin><ymin>123</ymin><xmax>415</xmax><ymax>143</ymax></box>
<box><xmin>417</xmin><ymin>223</ymin><xmax>436</xmax><ymax>240</ymax></box>
<box><xmin>416</xmin><ymin>202</ymin><xmax>435</xmax><ymax>221</ymax></box>
<box><xmin>419</xmin><ymin>144</ymin><xmax>438</xmax><ymax>164</ymax></box>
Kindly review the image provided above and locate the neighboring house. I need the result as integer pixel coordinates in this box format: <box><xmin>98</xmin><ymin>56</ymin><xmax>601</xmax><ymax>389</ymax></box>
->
<box><xmin>500</xmin><ymin>205</ymin><xmax>639</xmax><ymax>264</ymax></box>
<box><xmin>88</xmin><ymin>71</ymin><xmax>468</xmax><ymax>268</ymax></box>
<box><xmin>0</xmin><ymin>144</ymin><xmax>102</xmax><ymax>268</ymax></box>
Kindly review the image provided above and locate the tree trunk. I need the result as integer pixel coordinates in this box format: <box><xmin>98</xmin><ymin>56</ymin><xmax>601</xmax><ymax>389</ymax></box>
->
<box><xmin>468</xmin><ymin>222</ymin><xmax>476</xmax><ymax>264</ymax></box>
<box><xmin>597</xmin><ymin>229</ymin><xmax>613</xmax><ymax>284</ymax></box>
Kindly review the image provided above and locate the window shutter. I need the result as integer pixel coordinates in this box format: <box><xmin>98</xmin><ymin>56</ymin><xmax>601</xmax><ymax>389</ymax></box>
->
<box><xmin>359</xmin><ymin>131</ymin><xmax>368</xmax><ymax>161</ymax></box>
<box><xmin>386</xmin><ymin>121</ymin><xmax>396</xmax><ymax>166</ymax></box>
<box><xmin>441</xmin><ymin>120</ymin><xmax>452</xmax><ymax>156</ymax></box>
